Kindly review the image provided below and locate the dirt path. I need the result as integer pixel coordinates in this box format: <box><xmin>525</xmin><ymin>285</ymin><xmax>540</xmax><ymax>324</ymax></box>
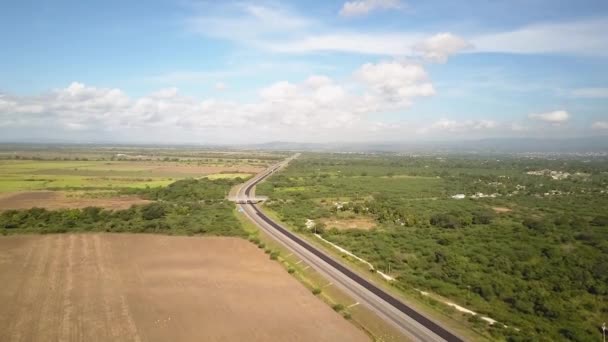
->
<box><xmin>0</xmin><ymin>234</ymin><xmax>369</xmax><ymax>342</ymax></box>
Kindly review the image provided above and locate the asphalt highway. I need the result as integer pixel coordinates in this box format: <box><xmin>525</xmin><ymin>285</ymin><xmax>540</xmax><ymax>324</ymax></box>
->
<box><xmin>235</xmin><ymin>155</ymin><xmax>464</xmax><ymax>342</ymax></box>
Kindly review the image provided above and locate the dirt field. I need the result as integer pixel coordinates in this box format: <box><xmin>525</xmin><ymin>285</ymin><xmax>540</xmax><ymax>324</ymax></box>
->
<box><xmin>492</xmin><ymin>207</ymin><xmax>513</xmax><ymax>213</ymax></box>
<box><xmin>0</xmin><ymin>234</ymin><xmax>369</xmax><ymax>342</ymax></box>
<box><xmin>150</xmin><ymin>164</ymin><xmax>263</xmax><ymax>175</ymax></box>
<box><xmin>321</xmin><ymin>217</ymin><xmax>377</xmax><ymax>230</ymax></box>
<box><xmin>0</xmin><ymin>191</ymin><xmax>150</xmax><ymax>211</ymax></box>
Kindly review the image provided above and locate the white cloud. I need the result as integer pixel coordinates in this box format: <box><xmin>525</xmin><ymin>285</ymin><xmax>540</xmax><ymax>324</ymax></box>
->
<box><xmin>471</xmin><ymin>17</ymin><xmax>608</xmax><ymax>56</ymax></box>
<box><xmin>592</xmin><ymin>121</ymin><xmax>608</xmax><ymax>130</ymax></box>
<box><xmin>151</xmin><ymin>87</ymin><xmax>179</xmax><ymax>98</ymax></box>
<box><xmin>0</xmin><ymin>60</ymin><xmax>440</xmax><ymax>142</ymax></box>
<box><xmin>339</xmin><ymin>0</ymin><xmax>404</xmax><ymax>17</ymax></box>
<box><xmin>187</xmin><ymin>3</ymin><xmax>312</xmax><ymax>41</ymax></box>
<box><xmin>510</xmin><ymin>123</ymin><xmax>529</xmax><ymax>132</ymax></box>
<box><xmin>261</xmin><ymin>32</ymin><xmax>422</xmax><ymax>55</ymax></box>
<box><xmin>186</xmin><ymin>4</ymin><xmax>606</xmax><ymax>58</ymax></box>
<box><xmin>214</xmin><ymin>82</ymin><xmax>227</xmax><ymax>91</ymax></box>
<box><xmin>426</xmin><ymin>119</ymin><xmax>498</xmax><ymax>133</ymax></box>
<box><xmin>355</xmin><ymin>61</ymin><xmax>435</xmax><ymax>107</ymax></box>
<box><xmin>529</xmin><ymin>110</ymin><xmax>570</xmax><ymax>123</ymax></box>
<box><xmin>413</xmin><ymin>33</ymin><xmax>472</xmax><ymax>63</ymax></box>
<box><xmin>570</xmin><ymin>87</ymin><xmax>608</xmax><ymax>99</ymax></box>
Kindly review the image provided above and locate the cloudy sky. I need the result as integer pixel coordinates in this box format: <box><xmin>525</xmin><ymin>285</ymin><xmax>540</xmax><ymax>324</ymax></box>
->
<box><xmin>1</xmin><ymin>0</ymin><xmax>607</xmax><ymax>144</ymax></box>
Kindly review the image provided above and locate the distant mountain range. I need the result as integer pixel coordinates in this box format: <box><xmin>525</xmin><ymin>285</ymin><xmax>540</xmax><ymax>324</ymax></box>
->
<box><xmin>2</xmin><ymin>137</ymin><xmax>608</xmax><ymax>154</ymax></box>
<box><xmin>240</xmin><ymin>137</ymin><xmax>608</xmax><ymax>154</ymax></box>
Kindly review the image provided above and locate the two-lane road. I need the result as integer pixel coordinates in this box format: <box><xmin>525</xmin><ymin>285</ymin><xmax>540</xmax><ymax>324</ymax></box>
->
<box><xmin>235</xmin><ymin>155</ymin><xmax>464</xmax><ymax>342</ymax></box>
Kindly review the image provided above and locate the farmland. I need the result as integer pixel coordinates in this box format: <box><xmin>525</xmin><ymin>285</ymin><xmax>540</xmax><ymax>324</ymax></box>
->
<box><xmin>0</xmin><ymin>145</ymin><xmax>280</xmax><ymax>210</ymax></box>
<box><xmin>0</xmin><ymin>146</ymin><xmax>379</xmax><ymax>341</ymax></box>
<box><xmin>0</xmin><ymin>158</ymin><xmax>266</xmax><ymax>193</ymax></box>
<box><xmin>0</xmin><ymin>145</ymin><xmax>279</xmax><ymax>236</ymax></box>
<box><xmin>257</xmin><ymin>153</ymin><xmax>608</xmax><ymax>341</ymax></box>
<box><xmin>0</xmin><ymin>234</ymin><xmax>368</xmax><ymax>342</ymax></box>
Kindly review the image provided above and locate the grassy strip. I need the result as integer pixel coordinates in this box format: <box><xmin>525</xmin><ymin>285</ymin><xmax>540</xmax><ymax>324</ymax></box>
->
<box><xmin>234</xmin><ymin>207</ymin><xmax>409</xmax><ymax>342</ymax></box>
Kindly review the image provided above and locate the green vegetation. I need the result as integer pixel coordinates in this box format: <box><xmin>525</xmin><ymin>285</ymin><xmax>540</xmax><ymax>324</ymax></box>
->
<box><xmin>1</xmin><ymin>178</ymin><xmax>246</xmax><ymax>237</ymax></box>
<box><xmin>0</xmin><ymin>145</ymin><xmax>284</xmax><ymax>193</ymax></box>
<box><xmin>258</xmin><ymin>153</ymin><xmax>608</xmax><ymax>341</ymax></box>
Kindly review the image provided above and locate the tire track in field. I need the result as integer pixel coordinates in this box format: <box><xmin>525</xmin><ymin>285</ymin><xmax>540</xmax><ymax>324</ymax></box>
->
<box><xmin>98</xmin><ymin>235</ymin><xmax>143</xmax><ymax>342</ymax></box>
<box><xmin>59</xmin><ymin>234</ymin><xmax>76</xmax><ymax>342</ymax></box>
<box><xmin>78</xmin><ymin>233</ymin><xmax>94</xmax><ymax>341</ymax></box>
<box><xmin>9</xmin><ymin>235</ymin><xmax>52</xmax><ymax>342</ymax></box>
<box><xmin>0</xmin><ymin>237</ymin><xmax>36</xmax><ymax>342</ymax></box>
<box><xmin>36</xmin><ymin>235</ymin><xmax>66</xmax><ymax>341</ymax></box>
<box><xmin>94</xmin><ymin>235</ymin><xmax>142</xmax><ymax>342</ymax></box>
<box><xmin>92</xmin><ymin>234</ymin><xmax>121</xmax><ymax>341</ymax></box>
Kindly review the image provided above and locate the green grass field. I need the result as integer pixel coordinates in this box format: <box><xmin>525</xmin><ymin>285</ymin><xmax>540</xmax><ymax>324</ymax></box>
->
<box><xmin>0</xmin><ymin>160</ymin><xmax>256</xmax><ymax>193</ymax></box>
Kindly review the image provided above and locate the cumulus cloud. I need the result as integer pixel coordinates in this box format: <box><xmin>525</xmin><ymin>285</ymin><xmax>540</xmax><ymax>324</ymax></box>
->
<box><xmin>529</xmin><ymin>110</ymin><xmax>570</xmax><ymax>123</ymax></box>
<box><xmin>0</xmin><ymin>60</ymin><xmax>440</xmax><ymax>142</ymax></box>
<box><xmin>413</xmin><ymin>33</ymin><xmax>472</xmax><ymax>63</ymax></box>
<box><xmin>592</xmin><ymin>121</ymin><xmax>608</xmax><ymax>130</ymax></box>
<box><xmin>426</xmin><ymin>119</ymin><xmax>498</xmax><ymax>133</ymax></box>
<box><xmin>339</xmin><ymin>0</ymin><xmax>404</xmax><ymax>17</ymax></box>
<box><xmin>355</xmin><ymin>61</ymin><xmax>435</xmax><ymax>107</ymax></box>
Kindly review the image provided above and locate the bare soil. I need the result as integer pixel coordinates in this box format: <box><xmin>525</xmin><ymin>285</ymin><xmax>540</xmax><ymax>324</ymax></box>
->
<box><xmin>150</xmin><ymin>164</ymin><xmax>264</xmax><ymax>175</ymax></box>
<box><xmin>0</xmin><ymin>191</ymin><xmax>150</xmax><ymax>211</ymax></box>
<box><xmin>492</xmin><ymin>207</ymin><xmax>513</xmax><ymax>213</ymax></box>
<box><xmin>321</xmin><ymin>217</ymin><xmax>377</xmax><ymax>230</ymax></box>
<box><xmin>0</xmin><ymin>234</ymin><xmax>369</xmax><ymax>342</ymax></box>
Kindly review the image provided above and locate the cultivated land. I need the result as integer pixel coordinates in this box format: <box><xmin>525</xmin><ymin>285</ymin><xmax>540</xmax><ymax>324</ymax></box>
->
<box><xmin>0</xmin><ymin>146</ymin><xmax>279</xmax><ymax>210</ymax></box>
<box><xmin>0</xmin><ymin>234</ymin><xmax>369</xmax><ymax>342</ymax></box>
<box><xmin>0</xmin><ymin>191</ymin><xmax>151</xmax><ymax>210</ymax></box>
<box><xmin>0</xmin><ymin>160</ymin><xmax>264</xmax><ymax>193</ymax></box>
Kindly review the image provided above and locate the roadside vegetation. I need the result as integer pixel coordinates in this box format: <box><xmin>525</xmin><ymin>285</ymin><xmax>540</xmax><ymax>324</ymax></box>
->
<box><xmin>1</xmin><ymin>178</ymin><xmax>246</xmax><ymax>236</ymax></box>
<box><xmin>0</xmin><ymin>146</ymin><xmax>286</xmax><ymax>237</ymax></box>
<box><xmin>257</xmin><ymin>153</ymin><xmax>608</xmax><ymax>341</ymax></box>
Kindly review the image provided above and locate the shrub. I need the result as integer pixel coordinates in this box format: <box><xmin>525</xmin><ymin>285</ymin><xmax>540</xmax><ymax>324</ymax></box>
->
<box><xmin>332</xmin><ymin>303</ymin><xmax>345</xmax><ymax>312</ymax></box>
<box><xmin>590</xmin><ymin>215</ymin><xmax>608</xmax><ymax>226</ymax></box>
<box><xmin>472</xmin><ymin>209</ymin><xmax>496</xmax><ymax>225</ymax></box>
<box><xmin>312</xmin><ymin>288</ymin><xmax>322</xmax><ymax>295</ymax></box>
<box><xmin>141</xmin><ymin>203</ymin><xmax>165</xmax><ymax>220</ymax></box>
<box><xmin>430</xmin><ymin>213</ymin><xmax>461</xmax><ymax>229</ymax></box>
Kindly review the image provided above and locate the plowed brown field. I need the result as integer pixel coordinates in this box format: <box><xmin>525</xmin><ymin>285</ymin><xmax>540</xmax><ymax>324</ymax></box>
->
<box><xmin>0</xmin><ymin>234</ymin><xmax>369</xmax><ymax>342</ymax></box>
<box><xmin>0</xmin><ymin>191</ymin><xmax>150</xmax><ymax>211</ymax></box>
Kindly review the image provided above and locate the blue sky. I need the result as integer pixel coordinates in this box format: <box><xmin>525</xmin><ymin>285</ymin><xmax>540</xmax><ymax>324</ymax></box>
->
<box><xmin>1</xmin><ymin>0</ymin><xmax>607</xmax><ymax>143</ymax></box>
